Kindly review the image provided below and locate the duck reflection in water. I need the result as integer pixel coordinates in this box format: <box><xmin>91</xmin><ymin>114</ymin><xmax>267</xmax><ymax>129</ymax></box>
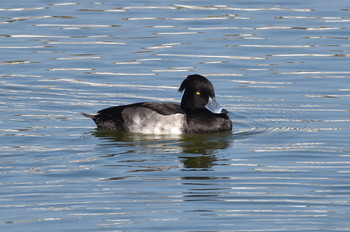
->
<box><xmin>92</xmin><ymin>129</ymin><xmax>232</xmax><ymax>169</ymax></box>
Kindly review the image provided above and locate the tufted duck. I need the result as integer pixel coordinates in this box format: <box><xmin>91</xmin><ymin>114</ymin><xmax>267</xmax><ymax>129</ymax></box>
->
<box><xmin>82</xmin><ymin>74</ymin><xmax>232</xmax><ymax>134</ymax></box>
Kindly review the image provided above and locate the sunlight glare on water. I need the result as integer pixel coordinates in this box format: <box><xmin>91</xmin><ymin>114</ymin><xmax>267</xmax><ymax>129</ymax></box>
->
<box><xmin>1</xmin><ymin>0</ymin><xmax>350</xmax><ymax>231</ymax></box>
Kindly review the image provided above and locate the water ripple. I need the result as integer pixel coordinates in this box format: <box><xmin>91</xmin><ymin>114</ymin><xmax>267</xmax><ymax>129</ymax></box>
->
<box><xmin>157</xmin><ymin>53</ymin><xmax>265</xmax><ymax>60</ymax></box>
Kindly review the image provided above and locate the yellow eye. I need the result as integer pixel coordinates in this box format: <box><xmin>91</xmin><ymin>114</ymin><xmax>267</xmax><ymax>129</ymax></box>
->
<box><xmin>196</xmin><ymin>91</ymin><xmax>201</xmax><ymax>95</ymax></box>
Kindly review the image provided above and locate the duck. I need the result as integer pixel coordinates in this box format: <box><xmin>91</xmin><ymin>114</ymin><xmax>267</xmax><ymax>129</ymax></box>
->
<box><xmin>82</xmin><ymin>74</ymin><xmax>232</xmax><ymax>134</ymax></box>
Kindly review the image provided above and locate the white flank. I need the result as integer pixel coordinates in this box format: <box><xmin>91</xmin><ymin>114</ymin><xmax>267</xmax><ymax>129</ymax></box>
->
<box><xmin>122</xmin><ymin>107</ymin><xmax>184</xmax><ymax>135</ymax></box>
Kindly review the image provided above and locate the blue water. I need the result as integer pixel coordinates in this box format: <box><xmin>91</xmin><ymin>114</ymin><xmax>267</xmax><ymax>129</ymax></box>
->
<box><xmin>1</xmin><ymin>0</ymin><xmax>350</xmax><ymax>231</ymax></box>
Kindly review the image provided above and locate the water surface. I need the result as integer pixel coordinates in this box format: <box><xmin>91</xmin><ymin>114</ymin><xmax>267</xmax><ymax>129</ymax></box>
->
<box><xmin>1</xmin><ymin>0</ymin><xmax>350</xmax><ymax>231</ymax></box>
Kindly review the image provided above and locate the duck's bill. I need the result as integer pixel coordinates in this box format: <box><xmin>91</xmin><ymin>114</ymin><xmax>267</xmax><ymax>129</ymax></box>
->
<box><xmin>205</xmin><ymin>97</ymin><xmax>228</xmax><ymax>114</ymax></box>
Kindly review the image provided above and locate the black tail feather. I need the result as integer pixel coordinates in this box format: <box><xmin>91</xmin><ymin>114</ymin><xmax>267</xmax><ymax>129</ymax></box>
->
<box><xmin>81</xmin><ymin>112</ymin><xmax>96</xmax><ymax>119</ymax></box>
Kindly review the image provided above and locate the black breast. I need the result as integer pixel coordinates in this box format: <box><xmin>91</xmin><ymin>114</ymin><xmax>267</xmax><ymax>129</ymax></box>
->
<box><xmin>184</xmin><ymin>110</ymin><xmax>232</xmax><ymax>134</ymax></box>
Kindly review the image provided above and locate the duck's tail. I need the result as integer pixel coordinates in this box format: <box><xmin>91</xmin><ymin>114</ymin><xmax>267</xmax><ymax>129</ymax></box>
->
<box><xmin>81</xmin><ymin>112</ymin><xmax>96</xmax><ymax>119</ymax></box>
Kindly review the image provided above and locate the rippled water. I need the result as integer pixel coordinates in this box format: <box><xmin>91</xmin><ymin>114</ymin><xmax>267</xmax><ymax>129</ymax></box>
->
<box><xmin>1</xmin><ymin>1</ymin><xmax>350</xmax><ymax>231</ymax></box>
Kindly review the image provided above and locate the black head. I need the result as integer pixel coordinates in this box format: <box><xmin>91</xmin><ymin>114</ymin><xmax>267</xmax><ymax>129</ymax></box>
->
<box><xmin>179</xmin><ymin>74</ymin><xmax>216</xmax><ymax>112</ymax></box>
